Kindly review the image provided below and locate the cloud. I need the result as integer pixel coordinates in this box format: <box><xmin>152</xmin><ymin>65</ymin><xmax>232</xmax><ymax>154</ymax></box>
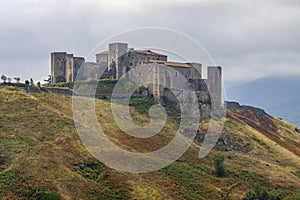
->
<box><xmin>0</xmin><ymin>0</ymin><xmax>299</xmax><ymax>82</ymax></box>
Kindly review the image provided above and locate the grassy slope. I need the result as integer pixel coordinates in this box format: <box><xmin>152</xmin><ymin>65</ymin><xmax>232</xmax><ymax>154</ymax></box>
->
<box><xmin>0</xmin><ymin>86</ymin><xmax>300</xmax><ymax>200</ymax></box>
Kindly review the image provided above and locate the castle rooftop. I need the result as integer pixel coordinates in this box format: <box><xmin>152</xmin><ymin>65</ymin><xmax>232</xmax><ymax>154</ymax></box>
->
<box><xmin>96</xmin><ymin>51</ymin><xmax>109</xmax><ymax>55</ymax></box>
<box><xmin>149</xmin><ymin>60</ymin><xmax>191</xmax><ymax>68</ymax></box>
<box><xmin>130</xmin><ymin>49</ymin><xmax>167</xmax><ymax>57</ymax></box>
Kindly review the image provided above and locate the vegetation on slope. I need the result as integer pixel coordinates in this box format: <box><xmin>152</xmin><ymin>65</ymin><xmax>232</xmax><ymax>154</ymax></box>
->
<box><xmin>0</xmin><ymin>85</ymin><xmax>300</xmax><ymax>199</ymax></box>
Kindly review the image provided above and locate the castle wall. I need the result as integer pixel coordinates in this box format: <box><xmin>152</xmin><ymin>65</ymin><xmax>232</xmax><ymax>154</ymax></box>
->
<box><xmin>51</xmin><ymin>43</ymin><xmax>223</xmax><ymax>117</ymax></box>
<box><xmin>73</xmin><ymin>57</ymin><xmax>85</xmax><ymax>81</ymax></box>
<box><xmin>42</xmin><ymin>87</ymin><xmax>73</xmax><ymax>95</ymax></box>
<box><xmin>164</xmin><ymin>89</ymin><xmax>211</xmax><ymax>116</ymax></box>
<box><xmin>170</xmin><ymin>66</ymin><xmax>191</xmax><ymax>90</ymax></box>
<box><xmin>75</xmin><ymin>62</ymin><xmax>101</xmax><ymax>81</ymax></box>
<box><xmin>65</xmin><ymin>54</ymin><xmax>74</xmax><ymax>83</ymax></box>
<box><xmin>51</xmin><ymin>52</ymin><xmax>67</xmax><ymax>84</ymax></box>
<box><xmin>96</xmin><ymin>52</ymin><xmax>108</xmax><ymax>63</ymax></box>
<box><xmin>189</xmin><ymin>63</ymin><xmax>202</xmax><ymax>80</ymax></box>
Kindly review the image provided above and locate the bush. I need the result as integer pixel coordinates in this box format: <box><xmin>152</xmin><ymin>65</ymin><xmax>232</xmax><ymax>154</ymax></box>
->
<box><xmin>243</xmin><ymin>190</ymin><xmax>259</xmax><ymax>200</ymax></box>
<box><xmin>22</xmin><ymin>185</ymin><xmax>60</xmax><ymax>200</ymax></box>
<box><xmin>129</xmin><ymin>98</ymin><xmax>156</xmax><ymax>115</ymax></box>
<box><xmin>25</xmin><ymin>80</ymin><xmax>30</xmax><ymax>89</ymax></box>
<box><xmin>284</xmin><ymin>194</ymin><xmax>300</xmax><ymax>200</ymax></box>
<box><xmin>269</xmin><ymin>190</ymin><xmax>286</xmax><ymax>200</ymax></box>
<box><xmin>242</xmin><ymin>189</ymin><xmax>275</xmax><ymax>200</ymax></box>
<box><xmin>0</xmin><ymin>170</ymin><xmax>15</xmax><ymax>187</ymax></box>
<box><xmin>73</xmin><ymin>160</ymin><xmax>106</xmax><ymax>182</ymax></box>
<box><xmin>213</xmin><ymin>153</ymin><xmax>225</xmax><ymax>177</ymax></box>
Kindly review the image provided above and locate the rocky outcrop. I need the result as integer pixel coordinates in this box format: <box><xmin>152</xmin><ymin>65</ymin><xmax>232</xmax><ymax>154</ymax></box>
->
<box><xmin>196</xmin><ymin>130</ymin><xmax>252</xmax><ymax>152</ymax></box>
<box><xmin>226</xmin><ymin>102</ymin><xmax>278</xmax><ymax>136</ymax></box>
<box><xmin>225</xmin><ymin>102</ymin><xmax>300</xmax><ymax>157</ymax></box>
<box><xmin>295</xmin><ymin>127</ymin><xmax>300</xmax><ymax>133</ymax></box>
<box><xmin>225</xmin><ymin>101</ymin><xmax>241</xmax><ymax>110</ymax></box>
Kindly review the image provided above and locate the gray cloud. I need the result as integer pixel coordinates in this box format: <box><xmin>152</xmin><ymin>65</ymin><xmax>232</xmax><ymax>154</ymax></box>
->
<box><xmin>0</xmin><ymin>0</ymin><xmax>299</xmax><ymax>82</ymax></box>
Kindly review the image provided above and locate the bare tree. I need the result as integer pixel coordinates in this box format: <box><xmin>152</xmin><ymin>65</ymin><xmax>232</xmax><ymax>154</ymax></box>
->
<box><xmin>14</xmin><ymin>77</ymin><xmax>21</xmax><ymax>83</ymax></box>
<box><xmin>30</xmin><ymin>78</ymin><xmax>34</xmax><ymax>86</ymax></box>
<box><xmin>1</xmin><ymin>75</ymin><xmax>7</xmax><ymax>83</ymax></box>
<box><xmin>44</xmin><ymin>75</ymin><xmax>51</xmax><ymax>85</ymax></box>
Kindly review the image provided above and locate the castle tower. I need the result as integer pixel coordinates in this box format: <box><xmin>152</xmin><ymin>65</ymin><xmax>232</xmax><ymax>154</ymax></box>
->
<box><xmin>108</xmin><ymin>43</ymin><xmax>128</xmax><ymax>78</ymax></box>
<box><xmin>51</xmin><ymin>52</ymin><xmax>85</xmax><ymax>84</ymax></box>
<box><xmin>207</xmin><ymin>66</ymin><xmax>222</xmax><ymax>116</ymax></box>
<box><xmin>51</xmin><ymin>52</ymin><xmax>68</xmax><ymax>84</ymax></box>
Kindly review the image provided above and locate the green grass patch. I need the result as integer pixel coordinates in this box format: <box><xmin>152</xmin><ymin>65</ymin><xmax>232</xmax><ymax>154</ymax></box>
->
<box><xmin>164</xmin><ymin>161</ymin><xmax>216</xmax><ymax>199</ymax></box>
<box><xmin>73</xmin><ymin>160</ymin><xmax>106</xmax><ymax>182</ymax></box>
<box><xmin>224</xmin><ymin>119</ymin><xmax>237</xmax><ymax>128</ymax></box>
<box><xmin>284</xmin><ymin>194</ymin><xmax>300</xmax><ymax>200</ymax></box>
<box><xmin>129</xmin><ymin>97</ymin><xmax>156</xmax><ymax>115</ymax></box>
<box><xmin>0</xmin><ymin>170</ymin><xmax>15</xmax><ymax>187</ymax></box>
<box><xmin>91</xmin><ymin>188</ymin><xmax>130</xmax><ymax>200</ymax></box>
<box><xmin>20</xmin><ymin>185</ymin><xmax>60</xmax><ymax>200</ymax></box>
<box><xmin>228</xmin><ymin>169</ymin><xmax>269</xmax><ymax>186</ymax></box>
<box><xmin>251</xmin><ymin>136</ymin><xmax>270</xmax><ymax>149</ymax></box>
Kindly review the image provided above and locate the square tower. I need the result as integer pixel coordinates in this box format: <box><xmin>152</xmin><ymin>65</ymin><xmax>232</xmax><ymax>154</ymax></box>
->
<box><xmin>108</xmin><ymin>43</ymin><xmax>128</xmax><ymax>78</ymax></box>
<box><xmin>51</xmin><ymin>52</ymin><xmax>85</xmax><ymax>84</ymax></box>
<box><xmin>51</xmin><ymin>52</ymin><xmax>68</xmax><ymax>84</ymax></box>
<box><xmin>207</xmin><ymin>66</ymin><xmax>222</xmax><ymax>116</ymax></box>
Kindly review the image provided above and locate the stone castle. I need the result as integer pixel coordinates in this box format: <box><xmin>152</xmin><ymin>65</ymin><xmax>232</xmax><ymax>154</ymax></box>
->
<box><xmin>51</xmin><ymin>43</ymin><xmax>222</xmax><ymax>115</ymax></box>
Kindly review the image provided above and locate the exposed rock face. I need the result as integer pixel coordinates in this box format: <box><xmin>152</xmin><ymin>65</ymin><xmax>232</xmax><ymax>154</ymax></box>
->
<box><xmin>226</xmin><ymin>102</ymin><xmax>278</xmax><ymax>136</ymax></box>
<box><xmin>225</xmin><ymin>101</ymin><xmax>241</xmax><ymax>110</ymax></box>
<box><xmin>196</xmin><ymin>130</ymin><xmax>252</xmax><ymax>153</ymax></box>
<box><xmin>295</xmin><ymin>127</ymin><xmax>300</xmax><ymax>133</ymax></box>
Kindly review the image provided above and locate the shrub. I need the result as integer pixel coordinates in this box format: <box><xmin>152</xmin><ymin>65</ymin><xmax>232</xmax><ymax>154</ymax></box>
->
<box><xmin>242</xmin><ymin>189</ymin><xmax>269</xmax><ymax>200</ymax></box>
<box><xmin>1</xmin><ymin>75</ymin><xmax>7</xmax><ymax>83</ymax></box>
<box><xmin>73</xmin><ymin>160</ymin><xmax>106</xmax><ymax>182</ymax></box>
<box><xmin>22</xmin><ymin>185</ymin><xmax>60</xmax><ymax>200</ymax></box>
<box><xmin>0</xmin><ymin>170</ymin><xmax>15</xmax><ymax>187</ymax></box>
<box><xmin>213</xmin><ymin>153</ymin><xmax>225</xmax><ymax>177</ymax></box>
<box><xmin>25</xmin><ymin>80</ymin><xmax>30</xmax><ymax>89</ymax></box>
<box><xmin>269</xmin><ymin>190</ymin><xmax>286</xmax><ymax>200</ymax></box>
<box><xmin>284</xmin><ymin>194</ymin><xmax>300</xmax><ymax>200</ymax></box>
<box><xmin>243</xmin><ymin>190</ymin><xmax>258</xmax><ymax>200</ymax></box>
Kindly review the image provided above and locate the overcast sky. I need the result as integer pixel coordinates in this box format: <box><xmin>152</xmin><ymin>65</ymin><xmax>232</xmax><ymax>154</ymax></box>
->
<box><xmin>0</xmin><ymin>0</ymin><xmax>299</xmax><ymax>82</ymax></box>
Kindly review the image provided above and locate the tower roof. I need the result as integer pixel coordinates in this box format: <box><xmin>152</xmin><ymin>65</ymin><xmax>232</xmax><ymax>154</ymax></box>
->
<box><xmin>149</xmin><ymin>60</ymin><xmax>191</xmax><ymax>68</ymax></box>
<box><xmin>130</xmin><ymin>49</ymin><xmax>167</xmax><ymax>57</ymax></box>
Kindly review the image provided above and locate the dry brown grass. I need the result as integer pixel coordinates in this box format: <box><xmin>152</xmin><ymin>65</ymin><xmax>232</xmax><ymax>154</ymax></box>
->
<box><xmin>0</xmin><ymin>86</ymin><xmax>300</xmax><ymax>199</ymax></box>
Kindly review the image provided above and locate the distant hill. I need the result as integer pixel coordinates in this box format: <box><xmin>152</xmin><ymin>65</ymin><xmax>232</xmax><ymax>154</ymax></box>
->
<box><xmin>268</xmin><ymin>97</ymin><xmax>300</xmax><ymax>127</ymax></box>
<box><xmin>0</xmin><ymin>85</ymin><xmax>300</xmax><ymax>199</ymax></box>
<box><xmin>225</xmin><ymin>76</ymin><xmax>300</xmax><ymax>126</ymax></box>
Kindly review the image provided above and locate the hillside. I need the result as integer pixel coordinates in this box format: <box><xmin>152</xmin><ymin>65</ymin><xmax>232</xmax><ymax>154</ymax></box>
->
<box><xmin>0</xmin><ymin>86</ymin><xmax>300</xmax><ymax>200</ymax></box>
